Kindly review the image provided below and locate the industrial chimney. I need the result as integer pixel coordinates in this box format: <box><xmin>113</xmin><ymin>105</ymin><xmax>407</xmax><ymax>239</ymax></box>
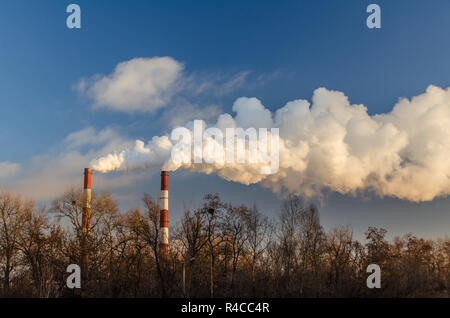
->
<box><xmin>159</xmin><ymin>171</ymin><xmax>169</xmax><ymax>254</ymax></box>
<box><xmin>82</xmin><ymin>168</ymin><xmax>92</xmax><ymax>269</ymax></box>
<box><xmin>82</xmin><ymin>168</ymin><xmax>92</xmax><ymax>233</ymax></box>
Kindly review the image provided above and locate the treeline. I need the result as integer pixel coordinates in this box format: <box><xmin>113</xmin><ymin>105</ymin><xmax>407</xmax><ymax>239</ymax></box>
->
<box><xmin>0</xmin><ymin>189</ymin><xmax>449</xmax><ymax>298</ymax></box>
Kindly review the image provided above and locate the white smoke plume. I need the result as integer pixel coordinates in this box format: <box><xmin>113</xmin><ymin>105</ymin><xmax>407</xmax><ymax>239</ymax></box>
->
<box><xmin>90</xmin><ymin>85</ymin><xmax>450</xmax><ymax>202</ymax></box>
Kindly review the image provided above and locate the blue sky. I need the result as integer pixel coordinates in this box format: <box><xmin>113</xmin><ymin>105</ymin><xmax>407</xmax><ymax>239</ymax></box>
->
<box><xmin>0</xmin><ymin>0</ymin><xmax>449</xmax><ymax>240</ymax></box>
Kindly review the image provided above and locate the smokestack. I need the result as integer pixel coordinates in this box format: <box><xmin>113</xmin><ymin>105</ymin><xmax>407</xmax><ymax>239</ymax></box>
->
<box><xmin>82</xmin><ymin>168</ymin><xmax>92</xmax><ymax>270</ymax></box>
<box><xmin>159</xmin><ymin>171</ymin><xmax>169</xmax><ymax>254</ymax></box>
<box><xmin>82</xmin><ymin>168</ymin><xmax>92</xmax><ymax>233</ymax></box>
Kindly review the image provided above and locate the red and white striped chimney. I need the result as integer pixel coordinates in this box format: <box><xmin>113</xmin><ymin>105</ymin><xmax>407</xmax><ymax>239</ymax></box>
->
<box><xmin>82</xmin><ymin>168</ymin><xmax>92</xmax><ymax>270</ymax></box>
<box><xmin>159</xmin><ymin>171</ymin><xmax>169</xmax><ymax>254</ymax></box>
<box><xmin>82</xmin><ymin>168</ymin><xmax>92</xmax><ymax>233</ymax></box>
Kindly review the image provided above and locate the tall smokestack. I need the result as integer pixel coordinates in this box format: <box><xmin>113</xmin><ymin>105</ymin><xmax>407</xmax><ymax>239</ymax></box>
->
<box><xmin>82</xmin><ymin>168</ymin><xmax>92</xmax><ymax>269</ymax></box>
<box><xmin>159</xmin><ymin>171</ymin><xmax>169</xmax><ymax>254</ymax></box>
<box><xmin>82</xmin><ymin>168</ymin><xmax>92</xmax><ymax>233</ymax></box>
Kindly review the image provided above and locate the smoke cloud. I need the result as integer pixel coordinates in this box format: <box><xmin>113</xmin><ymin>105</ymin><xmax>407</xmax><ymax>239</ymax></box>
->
<box><xmin>90</xmin><ymin>85</ymin><xmax>450</xmax><ymax>202</ymax></box>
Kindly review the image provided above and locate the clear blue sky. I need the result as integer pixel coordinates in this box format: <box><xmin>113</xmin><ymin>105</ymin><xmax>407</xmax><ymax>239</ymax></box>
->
<box><xmin>0</xmin><ymin>0</ymin><xmax>449</xmax><ymax>240</ymax></box>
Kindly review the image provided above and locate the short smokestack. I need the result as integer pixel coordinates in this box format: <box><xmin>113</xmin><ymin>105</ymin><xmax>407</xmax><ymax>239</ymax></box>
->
<box><xmin>159</xmin><ymin>171</ymin><xmax>169</xmax><ymax>254</ymax></box>
<box><xmin>82</xmin><ymin>168</ymin><xmax>92</xmax><ymax>270</ymax></box>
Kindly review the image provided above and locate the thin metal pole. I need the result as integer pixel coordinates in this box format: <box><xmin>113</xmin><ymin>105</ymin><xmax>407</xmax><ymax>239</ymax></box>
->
<box><xmin>182</xmin><ymin>262</ymin><xmax>186</xmax><ymax>297</ymax></box>
<box><xmin>210</xmin><ymin>253</ymin><xmax>214</xmax><ymax>298</ymax></box>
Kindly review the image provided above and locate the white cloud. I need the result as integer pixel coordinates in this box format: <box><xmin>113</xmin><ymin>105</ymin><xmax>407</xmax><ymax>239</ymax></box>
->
<box><xmin>77</xmin><ymin>57</ymin><xmax>257</xmax><ymax>114</ymax></box>
<box><xmin>0</xmin><ymin>162</ymin><xmax>20</xmax><ymax>180</ymax></box>
<box><xmin>80</xmin><ymin>57</ymin><xmax>183</xmax><ymax>113</ymax></box>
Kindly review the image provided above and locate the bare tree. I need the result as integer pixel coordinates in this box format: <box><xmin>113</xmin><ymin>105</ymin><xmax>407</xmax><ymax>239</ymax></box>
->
<box><xmin>221</xmin><ymin>204</ymin><xmax>248</xmax><ymax>296</ymax></box>
<box><xmin>325</xmin><ymin>226</ymin><xmax>355</xmax><ymax>296</ymax></box>
<box><xmin>174</xmin><ymin>207</ymin><xmax>208</xmax><ymax>297</ymax></box>
<box><xmin>243</xmin><ymin>205</ymin><xmax>272</xmax><ymax>297</ymax></box>
<box><xmin>0</xmin><ymin>192</ymin><xmax>32</xmax><ymax>295</ymax></box>
<box><xmin>202</xmin><ymin>193</ymin><xmax>226</xmax><ymax>298</ymax></box>
<box><xmin>140</xmin><ymin>194</ymin><xmax>166</xmax><ymax>297</ymax></box>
